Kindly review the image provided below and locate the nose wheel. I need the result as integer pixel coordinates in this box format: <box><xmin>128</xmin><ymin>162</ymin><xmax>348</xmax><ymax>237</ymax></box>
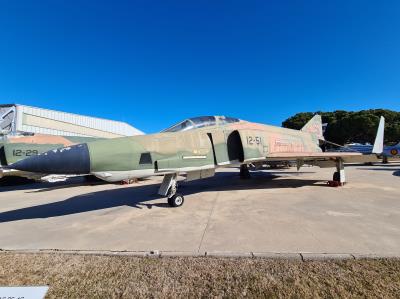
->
<box><xmin>168</xmin><ymin>193</ymin><xmax>185</xmax><ymax>207</ymax></box>
<box><xmin>167</xmin><ymin>180</ymin><xmax>184</xmax><ymax>207</ymax></box>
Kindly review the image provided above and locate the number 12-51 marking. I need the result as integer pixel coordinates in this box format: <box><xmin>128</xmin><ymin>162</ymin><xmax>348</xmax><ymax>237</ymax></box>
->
<box><xmin>247</xmin><ymin>136</ymin><xmax>262</xmax><ymax>145</ymax></box>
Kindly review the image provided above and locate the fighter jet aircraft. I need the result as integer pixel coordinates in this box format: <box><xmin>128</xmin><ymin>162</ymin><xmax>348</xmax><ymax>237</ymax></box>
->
<box><xmin>9</xmin><ymin>115</ymin><xmax>382</xmax><ymax>206</ymax></box>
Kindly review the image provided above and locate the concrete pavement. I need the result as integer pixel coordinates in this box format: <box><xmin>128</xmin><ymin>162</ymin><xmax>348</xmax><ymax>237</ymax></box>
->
<box><xmin>0</xmin><ymin>164</ymin><xmax>399</xmax><ymax>256</ymax></box>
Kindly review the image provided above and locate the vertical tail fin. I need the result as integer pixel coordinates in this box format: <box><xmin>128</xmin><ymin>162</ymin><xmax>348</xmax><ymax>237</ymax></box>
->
<box><xmin>301</xmin><ymin>114</ymin><xmax>324</xmax><ymax>140</ymax></box>
<box><xmin>372</xmin><ymin>116</ymin><xmax>385</xmax><ymax>154</ymax></box>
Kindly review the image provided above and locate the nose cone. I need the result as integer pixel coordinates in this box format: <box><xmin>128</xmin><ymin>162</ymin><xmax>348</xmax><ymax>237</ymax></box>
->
<box><xmin>10</xmin><ymin>143</ymin><xmax>90</xmax><ymax>174</ymax></box>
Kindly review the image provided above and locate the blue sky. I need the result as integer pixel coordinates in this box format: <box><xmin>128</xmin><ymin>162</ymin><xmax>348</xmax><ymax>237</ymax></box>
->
<box><xmin>0</xmin><ymin>0</ymin><xmax>399</xmax><ymax>133</ymax></box>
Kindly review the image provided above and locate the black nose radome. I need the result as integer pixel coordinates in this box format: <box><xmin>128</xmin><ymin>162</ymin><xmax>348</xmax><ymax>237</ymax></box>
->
<box><xmin>10</xmin><ymin>143</ymin><xmax>90</xmax><ymax>174</ymax></box>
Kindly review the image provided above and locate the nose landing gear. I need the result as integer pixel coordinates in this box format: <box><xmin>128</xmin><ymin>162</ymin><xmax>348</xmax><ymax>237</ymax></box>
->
<box><xmin>159</xmin><ymin>173</ymin><xmax>185</xmax><ymax>207</ymax></box>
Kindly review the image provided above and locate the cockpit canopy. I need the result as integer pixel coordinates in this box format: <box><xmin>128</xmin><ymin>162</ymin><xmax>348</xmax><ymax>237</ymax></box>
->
<box><xmin>162</xmin><ymin>116</ymin><xmax>240</xmax><ymax>133</ymax></box>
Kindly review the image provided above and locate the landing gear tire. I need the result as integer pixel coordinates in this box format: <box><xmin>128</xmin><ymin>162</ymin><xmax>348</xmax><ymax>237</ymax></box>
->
<box><xmin>240</xmin><ymin>164</ymin><xmax>251</xmax><ymax>179</ymax></box>
<box><xmin>333</xmin><ymin>171</ymin><xmax>340</xmax><ymax>182</ymax></box>
<box><xmin>168</xmin><ymin>194</ymin><xmax>185</xmax><ymax>207</ymax></box>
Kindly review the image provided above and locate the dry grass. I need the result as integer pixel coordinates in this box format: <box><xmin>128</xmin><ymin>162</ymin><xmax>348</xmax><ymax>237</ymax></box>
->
<box><xmin>0</xmin><ymin>253</ymin><xmax>400</xmax><ymax>298</ymax></box>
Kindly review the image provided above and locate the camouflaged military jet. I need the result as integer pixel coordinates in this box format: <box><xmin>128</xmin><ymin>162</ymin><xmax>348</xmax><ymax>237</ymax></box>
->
<box><xmin>9</xmin><ymin>115</ymin><xmax>382</xmax><ymax>206</ymax></box>
<box><xmin>0</xmin><ymin>133</ymin><xmax>101</xmax><ymax>182</ymax></box>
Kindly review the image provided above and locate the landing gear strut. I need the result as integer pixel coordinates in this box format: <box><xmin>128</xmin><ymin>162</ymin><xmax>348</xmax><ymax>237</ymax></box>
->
<box><xmin>329</xmin><ymin>158</ymin><xmax>346</xmax><ymax>187</ymax></box>
<box><xmin>158</xmin><ymin>173</ymin><xmax>185</xmax><ymax>207</ymax></box>
<box><xmin>240</xmin><ymin>164</ymin><xmax>251</xmax><ymax>179</ymax></box>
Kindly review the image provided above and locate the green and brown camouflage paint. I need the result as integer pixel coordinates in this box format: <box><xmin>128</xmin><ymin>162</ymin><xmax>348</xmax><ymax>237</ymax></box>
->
<box><xmin>9</xmin><ymin>115</ymin><xmax>365</xmax><ymax>184</ymax></box>
<box><xmin>88</xmin><ymin>116</ymin><xmax>325</xmax><ymax>182</ymax></box>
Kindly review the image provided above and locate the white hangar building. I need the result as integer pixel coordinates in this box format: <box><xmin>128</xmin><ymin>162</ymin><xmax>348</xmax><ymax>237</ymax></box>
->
<box><xmin>0</xmin><ymin>104</ymin><xmax>143</xmax><ymax>138</ymax></box>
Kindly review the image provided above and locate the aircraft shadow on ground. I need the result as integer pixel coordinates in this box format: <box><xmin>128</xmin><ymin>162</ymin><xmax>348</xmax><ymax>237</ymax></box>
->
<box><xmin>0</xmin><ymin>177</ymin><xmax>106</xmax><ymax>193</ymax></box>
<box><xmin>0</xmin><ymin>171</ymin><xmax>325</xmax><ymax>223</ymax></box>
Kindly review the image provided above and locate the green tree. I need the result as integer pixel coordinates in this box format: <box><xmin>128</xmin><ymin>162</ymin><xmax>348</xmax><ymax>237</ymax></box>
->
<box><xmin>282</xmin><ymin>109</ymin><xmax>400</xmax><ymax>145</ymax></box>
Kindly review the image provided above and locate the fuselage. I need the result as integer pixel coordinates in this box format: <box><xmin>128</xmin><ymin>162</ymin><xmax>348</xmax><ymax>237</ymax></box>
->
<box><xmin>8</xmin><ymin>117</ymin><xmax>323</xmax><ymax>182</ymax></box>
<box><xmin>88</xmin><ymin>120</ymin><xmax>321</xmax><ymax>182</ymax></box>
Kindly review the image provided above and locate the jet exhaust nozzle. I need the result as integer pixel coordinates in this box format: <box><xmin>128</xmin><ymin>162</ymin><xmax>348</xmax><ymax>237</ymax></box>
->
<box><xmin>10</xmin><ymin>143</ymin><xmax>91</xmax><ymax>174</ymax></box>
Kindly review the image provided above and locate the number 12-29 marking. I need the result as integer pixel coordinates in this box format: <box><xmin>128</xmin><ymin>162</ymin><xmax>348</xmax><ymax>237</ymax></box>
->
<box><xmin>13</xmin><ymin>149</ymin><xmax>39</xmax><ymax>157</ymax></box>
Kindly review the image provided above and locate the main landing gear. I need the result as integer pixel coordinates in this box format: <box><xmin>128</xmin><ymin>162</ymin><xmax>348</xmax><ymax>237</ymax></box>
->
<box><xmin>328</xmin><ymin>158</ymin><xmax>346</xmax><ymax>187</ymax></box>
<box><xmin>240</xmin><ymin>164</ymin><xmax>251</xmax><ymax>179</ymax></box>
<box><xmin>159</xmin><ymin>173</ymin><xmax>185</xmax><ymax>207</ymax></box>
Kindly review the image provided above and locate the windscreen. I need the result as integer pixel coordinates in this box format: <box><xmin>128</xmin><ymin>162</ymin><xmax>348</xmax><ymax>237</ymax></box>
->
<box><xmin>219</xmin><ymin>116</ymin><xmax>240</xmax><ymax>125</ymax></box>
<box><xmin>162</xmin><ymin>120</ymin><xmax>194</xmax><ymax>133</ymax></box>
<box><xmin>190</xmin><ymin>116</ymin><xmax>216</xmax><ymax>128</ymax></box>
<box><xmin>162</xmin><ymin>116</ymin><xmax>239</xmax><ymax>133</ymax></box>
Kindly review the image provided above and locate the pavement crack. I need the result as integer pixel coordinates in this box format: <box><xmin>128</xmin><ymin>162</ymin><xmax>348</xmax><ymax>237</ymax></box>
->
<box><xmin>197</xmin><ymin>192</ymin><xmax>219</xmax><ymax>253</ymax></box>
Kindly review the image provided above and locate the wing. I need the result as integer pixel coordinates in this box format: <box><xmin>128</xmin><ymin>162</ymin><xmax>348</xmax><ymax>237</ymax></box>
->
<box><xmin>245</xmin><ymin>152</ymin><xmax>379</xmax><ymax>166</ymax></box>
